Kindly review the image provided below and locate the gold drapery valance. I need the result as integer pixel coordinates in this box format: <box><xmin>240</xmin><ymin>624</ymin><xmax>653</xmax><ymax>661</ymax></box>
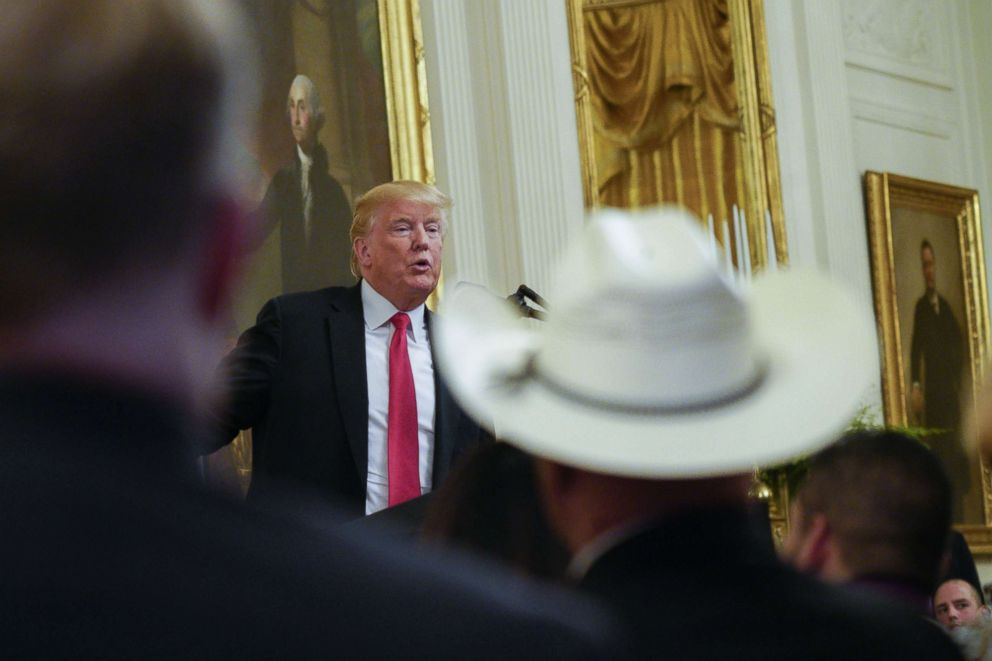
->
<box><xmin>584</xmin><ymin>0</ymin><xmax>743</xmax><ymax>224</ymax></box>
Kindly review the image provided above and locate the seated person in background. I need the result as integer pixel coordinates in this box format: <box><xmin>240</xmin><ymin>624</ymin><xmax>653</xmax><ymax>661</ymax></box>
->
<box><xmin>0</xmin><ymin>1</ymin><xmax>621</xmax><ymax>657</ymax></box>
<box><xmin>936</xmin><ymin>579</ymin><xmax>990</xmax><ymax>631</ymax></box>
<box><xmin>782</xmin><ymin>430</ymin><xmax>951</xmax><ymax>615</ymax></box>
<box><xmin>940</xmin><ymin>580</ymin><xmax>992</xmax><ymax>661</ymax></box>
<box><xmin>433</xmin><ymin>209</ymin><xmax>964</xmax><ymax>659</ymax></box>
<box><xmin>422</xmin><ymin>442</ymin><xmax>569</xmax><ymax>580</ymax></box>
<box><xmin>942</xmin><ymin>530</ymin><xmax>984</xmax><ymax>607</ymax></box>
<box><xmin>208</xmin><ymin>180</ymin><xmax>488</xmax><ymax>517</ymax></box>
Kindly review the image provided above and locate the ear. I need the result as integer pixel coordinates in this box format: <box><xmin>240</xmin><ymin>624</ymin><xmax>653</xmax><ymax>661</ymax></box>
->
<box><xmin>354</xmin><ymin>236</ymin><xmax>372</xmax><ymax>270</ymax></box>
<box><xmin>314</xmin><ymin>113</ymin><xmax>325</xmax><ymax>134</ymax></box>
<box><xmin>791</xmin><ymin>513</ymin><xmax>833</xmax><ymax>575</ymax></box>
<box><xmin>535</xmin><ymin>458</ymin><xmax>581</xmax><ymax>499</ymax></box>
<box><xmin>196</xmin><ymin>194</ymin><xmax>248</xmax><ymax>322</ymax></box>
<box><xmin>532</xmin><ymin>460</ymin><xmax>580</xmax><ymax>519</ymax></box>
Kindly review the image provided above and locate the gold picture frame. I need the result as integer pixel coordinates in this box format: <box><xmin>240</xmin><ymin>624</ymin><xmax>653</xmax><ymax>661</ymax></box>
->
<box><xmin>565</xmin><ymin>0</ymin><xmax>786</xmax><ymax>273</ymax></box>
<box><xmin>864</xmin><ymin>171</ymin><xmax>992</xmax><ymax>548</ymax></box>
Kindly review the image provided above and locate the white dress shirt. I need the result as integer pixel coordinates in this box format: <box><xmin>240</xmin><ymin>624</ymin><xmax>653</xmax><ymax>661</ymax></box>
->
<box><xmin>297</xmin><ymin>144</ymin><xmax>313</xmax><ymax>242</ymax></box>
<box><xmin>362</xmin><ymin>280</ymin><xmax>436</xmax><ymax>514</ymax></box>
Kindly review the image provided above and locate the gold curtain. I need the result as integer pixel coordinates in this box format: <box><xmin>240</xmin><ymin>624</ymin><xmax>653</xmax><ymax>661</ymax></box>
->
<box><xmin>585</xmin><ymin>0</ymin><xmax>743</xmax><ymax>224</ymax></box>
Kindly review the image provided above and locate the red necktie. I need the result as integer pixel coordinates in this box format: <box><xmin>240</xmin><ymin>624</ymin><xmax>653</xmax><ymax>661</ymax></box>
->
<box><xmin>387</xmin><ymin>312</ymin><xmax>420</xmax><ymax>506</ymax></box>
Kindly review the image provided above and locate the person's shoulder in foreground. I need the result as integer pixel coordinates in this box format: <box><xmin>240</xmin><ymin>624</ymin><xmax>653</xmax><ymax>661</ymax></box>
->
<box><xmin>0</xmin><ymin>391</ymin><xmax>622</xmax><ymax>659</ymax></box>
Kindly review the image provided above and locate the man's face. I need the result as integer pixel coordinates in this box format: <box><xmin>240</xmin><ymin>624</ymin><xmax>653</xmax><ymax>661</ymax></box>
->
<box><xmin>355</xmin><ymin>198</ymin><xmax>443</xmax><ymax>310</ymax></box>
<box><xmin>922</xmin><ymin>245</ymin><xmax>936</xmax><ymax>294</ymax></box>
<box><xmin>288</xmin><ymin>82</ymin><xmax>318</xmax><ymax>152</ymax></box>
<box><xmin>934</xmin><ymin>580</ymin><xmax>987</xmax><ymax>629</ymax></box>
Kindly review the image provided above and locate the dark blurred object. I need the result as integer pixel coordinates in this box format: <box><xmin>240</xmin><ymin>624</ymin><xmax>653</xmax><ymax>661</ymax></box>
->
<box><xmin>507</xmin><ymin>284</ymin><xmax>548</xmax><ymax>321</ymax></box>
<box><xmin>346</xmin><ymin>491</ymin><xmax>434</xmax><ymax>541</ymax></box>
<box><xmin>941</xmin><ymin>530</ymin><xmax>983</xmax><ymax>604</ymax></box>
<box><xmin>423</xmin><ymin>442</ymin><xmax>569</xmax><ymax>580</ymax></box>
<box><xmin>0</xmin><ymin>377</ymin><xmax>621</xmax><ymax>659</ymax></box>
<box><xmin>747</xmin><ymin>499</ymin><xmax>778</xmax><ymax>557</ymax></box>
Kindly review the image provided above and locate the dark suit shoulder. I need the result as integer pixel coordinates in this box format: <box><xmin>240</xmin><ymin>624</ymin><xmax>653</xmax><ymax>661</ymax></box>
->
<box><xmin>2</xmin><ymin>446</ymin><xmax>622</xmax><ymax>657</ymax></box>
<box><xmin>0</xmin><ymin>374</ymin><xmax>622</xmax><ymax>660</ymax></box>
<box><xmin>265</xmin><ymin>284</ymin><xmax>361</xmax><ymax>319</ymax></box>
<box><xmin>580</xmin><ymin>512</ymin><xmax>962</xmax><ymax>660</ymax></box>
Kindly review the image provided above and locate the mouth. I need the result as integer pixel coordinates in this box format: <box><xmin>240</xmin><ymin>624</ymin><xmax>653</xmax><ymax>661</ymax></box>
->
<box><xmin>410</xmin><ymin>258</ymin><xmax>432</xmax><ymax>274</ymax></box>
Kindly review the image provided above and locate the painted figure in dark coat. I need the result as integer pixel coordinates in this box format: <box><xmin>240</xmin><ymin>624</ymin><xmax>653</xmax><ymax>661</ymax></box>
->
<box><xmin>262</xmin><ymin>74</ymin><xmax>353</xmax><ymax>293</ymax></box>
<box><xmin>910</xmin><ymin>239</ymin><xmax>964</xmax><ymax>428</ymax></box>
<box><xmin>909</xmin><ymin>239</ymin><xmax>968</xmax><ymax>513</ymax></box>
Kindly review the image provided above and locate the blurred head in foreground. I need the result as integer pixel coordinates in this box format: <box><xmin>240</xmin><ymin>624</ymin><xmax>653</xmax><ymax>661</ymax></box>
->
<box><xmin>0</xmin><ymin>0</ymin><xmax>256</xmax><ymax>415</ymax></box>
<box><xmin>782</xmin><ymin>430</ymin><xmax>952</xmax><ymax>611</ymax></box>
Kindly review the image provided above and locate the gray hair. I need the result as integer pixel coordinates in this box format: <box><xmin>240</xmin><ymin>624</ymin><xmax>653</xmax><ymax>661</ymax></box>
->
<box><xmin>289</xmin><ymin>74</ymin><xmax>323</xmax><ymax>119</ymax></box>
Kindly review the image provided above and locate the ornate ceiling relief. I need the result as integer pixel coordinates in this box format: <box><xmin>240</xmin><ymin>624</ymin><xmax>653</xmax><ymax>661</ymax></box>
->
<box><xmin>841</xmin><ymin>0</ymin><xmax>948</xmax><ymax>80</ymax></box>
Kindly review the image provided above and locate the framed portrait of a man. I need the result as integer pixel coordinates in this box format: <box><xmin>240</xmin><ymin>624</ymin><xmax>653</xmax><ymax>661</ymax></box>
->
<box><xmin>864</xmin><ymin>172</ymin><xmax>992</xmax><ymax>543</ymax></box>
<box><xmin>232</xmin><ymin>0</ymin><xmax>433</xmax><ymax>331</ymax></box>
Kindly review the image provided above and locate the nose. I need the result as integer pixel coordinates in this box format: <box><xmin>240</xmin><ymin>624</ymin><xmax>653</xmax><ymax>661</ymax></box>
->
<box><xmin>410</xmin><ymin>223</ymin><xmax>428</xmax><ymax>247</ymax></box>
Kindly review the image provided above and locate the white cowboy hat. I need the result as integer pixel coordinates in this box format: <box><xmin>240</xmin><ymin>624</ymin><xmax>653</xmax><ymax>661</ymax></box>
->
<box><xmin>434</xmin><ymin>207</ymin><xmax>877</xmax><ymax>478</ymax></box>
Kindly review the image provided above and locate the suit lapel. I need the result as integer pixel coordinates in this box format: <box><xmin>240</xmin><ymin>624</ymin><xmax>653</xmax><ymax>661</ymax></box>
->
<box><xmin>326</xmin><ymin>285</ymin><xmax>369</xmax><ymax>485</ymax></box>
<box><xmin>427</xmin><ymin>308</ymin><xmax>455</xmax><ymax>485</ymax></box>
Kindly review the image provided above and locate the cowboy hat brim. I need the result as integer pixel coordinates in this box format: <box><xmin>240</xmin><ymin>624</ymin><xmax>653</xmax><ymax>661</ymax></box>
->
<box><xmin>434</xmin><ymin>272</ymin><xmax>877</xmax><ymax>478</ymax></box>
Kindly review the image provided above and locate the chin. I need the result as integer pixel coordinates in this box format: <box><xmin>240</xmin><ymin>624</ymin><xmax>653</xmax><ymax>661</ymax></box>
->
<box><xmin>411</xmin><ymin>273</ymin><xmax>438</xmax><ymax>288</ymax></box>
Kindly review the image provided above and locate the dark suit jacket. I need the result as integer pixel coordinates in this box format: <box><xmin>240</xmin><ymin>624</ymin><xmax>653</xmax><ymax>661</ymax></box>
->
<box><xmin>0</xmin><ymin>373</ymin><xmax>620</xmax><ymax>659</ymax></box>
<box><xmin>211</xmin><ymin>283</ymin><xmax>488</xmax><ymax>517</ymax></box>
<box><xmin>261</xmin><ymin>142</ymin><xmax>353</xmax><ymax>293</ymax></box>
<box><xmin>578</xmin><ymin>507</ymin><xmax>963</xmax><ymax>660</ymax></box>
<box><xmin>910</xmin><ymin>293</ymin><xmax>963</xmax><ymax>429</ymax></box>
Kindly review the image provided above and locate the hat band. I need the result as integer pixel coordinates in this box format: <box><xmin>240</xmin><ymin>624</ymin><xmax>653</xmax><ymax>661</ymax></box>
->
<box><xmin>502</xmin><ymin>354</ymin><xmax>770</xmax><ymax>416</ymax></box>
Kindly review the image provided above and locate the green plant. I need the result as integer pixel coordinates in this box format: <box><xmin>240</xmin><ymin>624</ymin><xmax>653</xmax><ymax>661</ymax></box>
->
<box><xmin>756</xmin><ymin>403</ymin><xmax>943</xmax><ymax>499</ymax></box>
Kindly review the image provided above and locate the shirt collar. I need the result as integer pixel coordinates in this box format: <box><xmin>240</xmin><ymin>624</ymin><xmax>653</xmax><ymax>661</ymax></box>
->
<box><xmin>361</xmin><ymin>279</ymin><xmax>427</xmax><ymax>343</ymax></box>
<box><xmin>566</xmin><ymin>514</ymin><xmax>656</xmax><ymax>581</ymax></box>
<box><xmin>296</xmin><ymin>144</ymin><xmax>313</xmax><ymax>169</ymax></box>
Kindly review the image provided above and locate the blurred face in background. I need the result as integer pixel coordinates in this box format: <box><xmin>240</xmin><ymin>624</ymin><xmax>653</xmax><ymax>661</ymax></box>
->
<box><xmin>934</xmin><ymin>580</ymin><xmax>988</xmax><ymax>630</ymax></box>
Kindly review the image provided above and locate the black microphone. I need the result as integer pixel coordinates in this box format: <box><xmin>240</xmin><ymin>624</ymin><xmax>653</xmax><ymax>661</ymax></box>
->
<box><xmin>506</xmin><ymin>285</ymin><xmax>548</xmax><ymax>321</ymax></box>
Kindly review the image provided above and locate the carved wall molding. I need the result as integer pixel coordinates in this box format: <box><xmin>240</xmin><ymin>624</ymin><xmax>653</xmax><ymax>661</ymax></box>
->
<box><xmin>841</xmin><ymin>0</ymin><xmax>952</xmax><ymax>88</ymax></box>
<box><xmin>849</xmin><ymin>97</ymin><xmax>954</xmax><ymax>140</ymax></box>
